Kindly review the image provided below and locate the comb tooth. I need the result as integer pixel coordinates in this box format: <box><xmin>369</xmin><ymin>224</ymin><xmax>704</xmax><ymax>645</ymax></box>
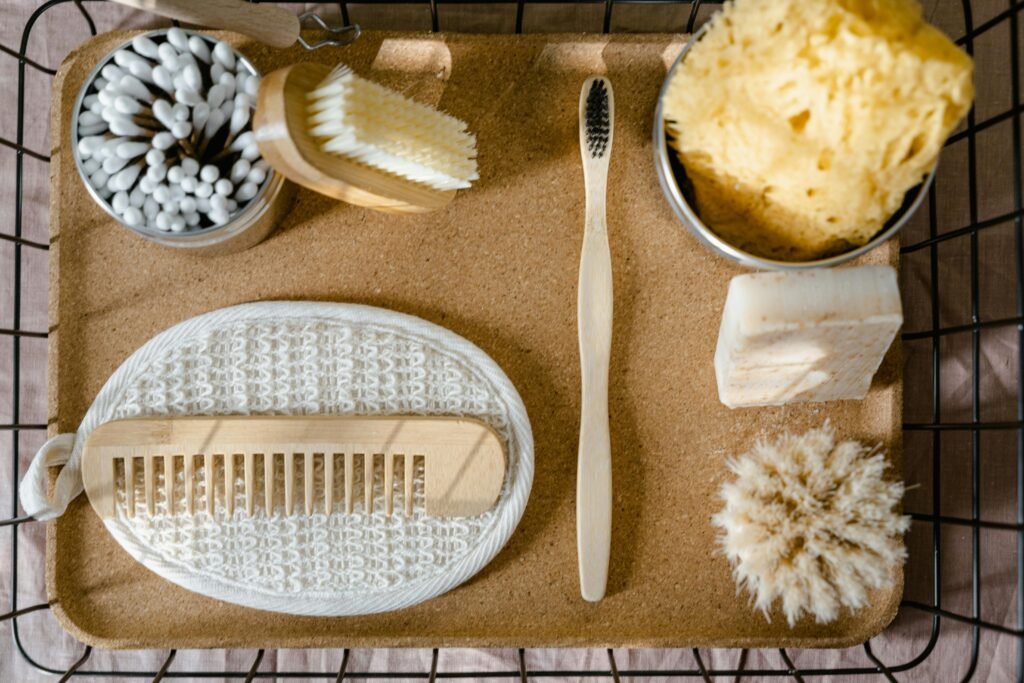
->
<box><xmin>384</xmin><ymin>453</ymin><xmax>394</xmax><ymax>517</ymax></box>
<box><xmin>144</xmin><ymin>455</ymin><xmax>156</xmax><ymax>516</ymax></box>
<box><xmin>325</xmin><ymin>454</ymin><xmax>335</xmax><ymax>514</ymax></box>
<box><xmin>109</xmin><ymin>458</ymin><xmax>118</xmax><ymax>518</ymax></box>
<box><xmin>205</xmin><ymin>453</ymin><xmax>215</xmax><ymax>516</ymax></box>
<box><xmin>304</xmin><ymin>453</ymin><xmax>315</xmax><ymax>515</ymax></box>
<box><xmin>244</xmin><ymin>453</ymin><xmax>255</xmax><ymax>516</ymax></box>
<box><xmin>164</xmin><ymin>455</ymin><xmax>175</xmax><ymax>515</ymax></box>
<box><xmin>404</xmin><ymin>453</ymin><xmax>414</xmax><ymax>517</ymax></box>
<box><xmin>345</xmin><ymin>453</ymin><xmax>354</xmax><ymax>514</ymax></box>
<box><xmin>364</xmin><ymin>454</ymin><xmax>374</xmax><ymax>515</ymax></box>
<box><xmin>224</xmin><ymin>453</ymin><xmax>235</xmax><ymax>516</ymax></box>
<box><xmin>265</xmin><ymin>453</ymin><xmax>275</xmax><ymax>515</ymax></box>
<box><xmin>185</xmin><ymin>454</ymin><xmax>195</xmax><ymax>515</ymax></box>
<box><xmin>125</xmin><ymin>456</ymin><xmax>136</xmax><ymax>518</ymax></box>
<box><xmin>285</xmin><ymin>452</ymin><xmax>295</xmax><ymax>515</ymax></box>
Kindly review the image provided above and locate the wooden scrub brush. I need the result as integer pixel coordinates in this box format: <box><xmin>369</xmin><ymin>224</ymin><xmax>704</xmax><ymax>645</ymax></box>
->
<box><xmin>253</xmin><ymin>63</ymin><xmax>478</xmax><ymax>213</ymax></box>
<box><xmin>81</xmin><ymin>415</ymin><xmax>506</xmax><ymax>519</ymax></box>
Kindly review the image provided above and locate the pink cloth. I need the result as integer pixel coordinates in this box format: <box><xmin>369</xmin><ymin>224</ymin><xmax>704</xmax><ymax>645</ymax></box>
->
<box><xmin>0</xmin><ymin>0</ymin><xmax>1017</xmax><ymax>680</ymax></box>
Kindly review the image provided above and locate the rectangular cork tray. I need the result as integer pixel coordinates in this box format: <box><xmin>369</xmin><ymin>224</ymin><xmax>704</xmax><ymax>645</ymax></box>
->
<box><xmin>47</xmin><ymin>30</ymin><xmax>902</xmax><ymax>649</ymax></box>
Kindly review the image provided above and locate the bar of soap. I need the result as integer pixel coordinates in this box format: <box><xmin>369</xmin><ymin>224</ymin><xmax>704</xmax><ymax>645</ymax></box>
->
<box><xmin>714</xmin><ymin>265</ymin><xmax>902</xmax><ymax>408</ymax></box>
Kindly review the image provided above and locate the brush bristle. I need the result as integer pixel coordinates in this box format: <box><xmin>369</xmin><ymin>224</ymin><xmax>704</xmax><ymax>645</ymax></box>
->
<box><xmin>306</xmin><ymin>64</ymin><xmax>478</xmax><ymax>191</ymax></box>
<box><xmin>585</xmin><ymin>79</ymin><xmax>610</xmax><ymax>158</ymax></box>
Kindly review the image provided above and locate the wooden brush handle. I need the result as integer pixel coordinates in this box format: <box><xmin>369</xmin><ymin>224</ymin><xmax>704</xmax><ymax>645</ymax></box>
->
<box><xmin>110</xmin><ymin>0</ymin><xmax>300</xmax><ymax>48</ymax></box>
<box><xmin>577</xmin><ymin>219</ymin><xmax>613</xmax><ymax>603</ymax></box>
<box><xmin>576</xmin><ymin>76</ymin><xmax>615</xmax><ymax>603</ymax></box>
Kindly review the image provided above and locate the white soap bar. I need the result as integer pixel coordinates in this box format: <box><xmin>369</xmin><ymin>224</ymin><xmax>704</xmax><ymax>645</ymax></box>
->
<box><xmin>714</xmin><ymin>265</ymin><xmax>903</xmax><ymax>408</ymax></box>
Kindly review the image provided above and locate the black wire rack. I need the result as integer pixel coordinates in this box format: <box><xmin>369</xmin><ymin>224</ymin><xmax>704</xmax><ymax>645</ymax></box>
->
<box><xmin>2</xmin><ymin>0</ymin><xmax>1022</xmax><ymax>680</ymax></box>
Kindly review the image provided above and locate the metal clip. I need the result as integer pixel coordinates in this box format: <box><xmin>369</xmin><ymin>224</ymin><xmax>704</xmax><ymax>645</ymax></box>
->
<box><xmin>297</xmin><ymin>12</ymin><xmax>362</xmax><ymax>50</ymax></box>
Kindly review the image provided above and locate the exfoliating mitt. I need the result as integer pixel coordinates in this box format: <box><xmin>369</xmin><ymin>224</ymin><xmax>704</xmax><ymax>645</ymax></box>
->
<box><xmin>20</xmin><ymin>302</ymin><xmax>533</xmax><ymax>616</ymax></box>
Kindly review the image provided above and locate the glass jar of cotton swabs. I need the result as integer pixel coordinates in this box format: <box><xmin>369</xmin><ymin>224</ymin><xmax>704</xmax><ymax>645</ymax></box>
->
<box><xmin>71</xmin><ymin>28</ymin><xmax>294</xmax><ymax>255</ymax></box>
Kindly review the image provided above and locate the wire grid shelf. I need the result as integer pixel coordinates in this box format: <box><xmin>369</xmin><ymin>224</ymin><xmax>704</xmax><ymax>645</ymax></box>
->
<box><xmin>1</xmin><ymin>0</ymin><xmax>1022</xmax><ymax>679</ymax></box>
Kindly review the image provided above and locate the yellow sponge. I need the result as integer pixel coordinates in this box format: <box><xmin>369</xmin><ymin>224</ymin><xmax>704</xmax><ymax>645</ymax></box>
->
<box><xmin>664</xmin><ymin>0</ymin><xmax>974</xmax><ymax>260</ymax></box>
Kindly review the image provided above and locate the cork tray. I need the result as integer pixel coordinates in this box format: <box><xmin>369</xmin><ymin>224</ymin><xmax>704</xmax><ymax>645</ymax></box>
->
<box><xmin>47</xmin><ymin>30</ymin><xmax>901</xmax><ymax>649</ymax></box>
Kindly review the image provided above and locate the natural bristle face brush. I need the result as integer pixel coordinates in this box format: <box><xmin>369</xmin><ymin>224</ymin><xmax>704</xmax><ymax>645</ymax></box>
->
<box><xmin>254</xmin><ymin>62</ymin><xmax>478</xmax><ymax>214</ymax></box>
<box><xmin>576</xmin><ymin>76</ymin><xmax>614</xmax><ymax>603</ymax></box>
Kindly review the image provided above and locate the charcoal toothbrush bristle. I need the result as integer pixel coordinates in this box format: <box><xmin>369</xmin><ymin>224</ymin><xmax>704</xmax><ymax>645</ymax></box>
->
<box><xmin>585</xmin><ymin>80</ymin><xmax>610</xmax><ymax>159</ymax></box>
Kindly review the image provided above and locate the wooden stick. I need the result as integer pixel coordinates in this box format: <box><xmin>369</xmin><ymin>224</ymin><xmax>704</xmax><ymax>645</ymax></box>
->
<box><xmin>108</xmin><ymin>0</ymin><xmax>300</xmax><ymax>48</ymax></box>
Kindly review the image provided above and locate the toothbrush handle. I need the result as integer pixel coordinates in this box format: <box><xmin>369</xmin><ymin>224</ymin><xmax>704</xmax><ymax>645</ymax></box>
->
<box><xmin>110</xmin><ymin>0</ymin><xmax>301</xmax><ymax>48</ymax></box>
<box><xmin>577</xmin><ymin>208</ymin><xmax>613</xmax><ymax>603</ymax></box>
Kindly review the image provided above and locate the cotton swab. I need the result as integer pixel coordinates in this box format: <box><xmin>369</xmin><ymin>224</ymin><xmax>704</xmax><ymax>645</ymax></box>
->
<box><xmin>116</xmin><ymin>141</ymin><xmax>150</xmax><ymax>159</ymax></box>
<box><xmin>77</xmin><ymin>31</ymin><xmax>268</xmax><ymax>232</ymax></box>
<box><xmin>109</xmin><ymin>118</ymin><xmax>149</xmax><ymax>137</ymax></box>
<box><xmin>129</xmin><ymin>186</ymin><xmax>145</xmax><ymax>208</ymax></box>
<box><xmin>157</xmin><ymin>42</ymin><xmax>180</xmax><ymax>71</ymax></box>
<box><xmin>212</xmin><ymin>41</ymin><xmax>236</xmax><ymax>70</ymax></box>
<box><xmin>119</xmin><ymin>75</ymin><xmax>153</xmax><ymax>103</ymax></box>
<box><xmin>151</xmin><ymin>132</ymin><xmax>176</xmax><ymax>150</ymax></box>
<box><xmin>235</xmin><ymin>181</ymin><xmax>259</xmax><ymax>202</ymax></box>
<box><xmin>167</xmin><ymin>27</ymin><xmax>190</xmax><ymax>52</ymax></box>
<box><xmin>215</xmin><ymin>179</ymin><xmax>233</xmax><ymax>196</ymax></box>
<box><xmin>152</xmin><ymin>65</ymin><xmax>175</xmax><ymax>95</ymax></box>
<box><xmin>171</xmin><ymin>121</ymin><xmax>193</xmax><ymax>139</ymax></box>
<box><xmin>101</xmin><ymin>64</ymin><xmax>125</xmax><ymax>83</ymax></box>
<box><xmin>122</xmin><ymin>206</ymin><xmax>143</xmax><ymax>226</ymax></box>
<box><xmin>102</xmin><ymin>155</ymin><xmax>129</xmax><ymax>174</ymax></box>
<box><xmin>111</xmin><ymin>191</ymin><xmax>129</xmax><ymax>214</ymax></box>
<box><xmin>131</xmin><ymin>35</ymin><xmax>160</xmax><ymax>59</ymax></box>
<box><xmin>188</xmin><ymin>36</ymin><xmax>211</xmax><ymax>63</ymax></box>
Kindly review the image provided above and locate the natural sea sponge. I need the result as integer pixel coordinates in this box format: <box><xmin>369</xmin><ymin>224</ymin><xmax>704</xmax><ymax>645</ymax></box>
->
<box><xmin>664</xmin><ymin>0</ymin><xmax>974</xmax><ymax>260</ymax></box>
<box><xmin>712</xmin><ymin>423</ymin><xmax>910</xmax><ymax>626</ymax></box>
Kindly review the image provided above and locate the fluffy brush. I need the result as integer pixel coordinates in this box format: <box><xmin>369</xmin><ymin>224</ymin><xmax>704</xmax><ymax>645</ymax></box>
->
<box><xmin>712</xmin><ymin>422</ymin><xmax>910</xmax><ymax>626</ymax></box>
<box><xmin>306</xmin><ymin>65</ymin><xmax>478</xmax><ymax>192</ymax></box>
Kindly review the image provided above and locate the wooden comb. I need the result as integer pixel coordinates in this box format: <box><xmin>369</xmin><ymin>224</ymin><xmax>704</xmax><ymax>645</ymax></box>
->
<box><xmin>81</xmin><ymin>416</ymin><xmax>506</xmax><ymax>519</ymax></box>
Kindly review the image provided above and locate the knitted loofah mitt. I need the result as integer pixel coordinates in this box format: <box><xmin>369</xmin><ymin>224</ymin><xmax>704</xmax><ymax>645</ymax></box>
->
<box><xmin>712</xmin><ymin>422</ymin><xmax>910</xmax><ymax>626</ymax></box>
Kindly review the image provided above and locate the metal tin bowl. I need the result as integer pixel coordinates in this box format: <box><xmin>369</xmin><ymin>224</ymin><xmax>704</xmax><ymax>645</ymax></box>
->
<box><xmin>71</xmin><ymin>29</ymin><xmax>294</xmax><ymax>256</ymax></box>
<box><xmin>653</xmin><ymin>25</ymin><xmax>936</xmax><ymax>270</ymax></box>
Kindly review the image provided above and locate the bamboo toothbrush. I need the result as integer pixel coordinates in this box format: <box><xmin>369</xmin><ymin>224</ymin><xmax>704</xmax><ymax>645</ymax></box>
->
<box><xmin>576</xmin><ymin>76</ymin><xmax>614</xmax><ymax>603</ymax></box>
<box><xmin>254</xmin><ymin>63</ymin><xmax>478</xmax><ymax>214</ymax></box>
